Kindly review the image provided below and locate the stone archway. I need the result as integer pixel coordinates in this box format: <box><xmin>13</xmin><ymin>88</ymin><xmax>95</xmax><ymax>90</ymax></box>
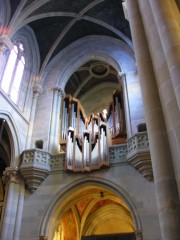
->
<box><xmin>0</xmin><ymin>112</ymin><xmax>21</xmax><ymax>167</ymax></box>
<box><xmin>39</xmin><ymin>177</ymin><xmax>142</xmax><ymax>240</ymax></box>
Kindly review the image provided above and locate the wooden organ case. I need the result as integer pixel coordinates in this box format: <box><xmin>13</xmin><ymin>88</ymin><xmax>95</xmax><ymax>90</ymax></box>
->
<box><xmin>60</xmin><ymin>90</ymin><xmax>126</xmax><ymax>172</ymax></box>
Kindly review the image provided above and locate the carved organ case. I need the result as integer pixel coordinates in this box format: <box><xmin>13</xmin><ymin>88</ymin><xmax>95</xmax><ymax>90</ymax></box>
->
<box><xmin>60</xmin><ymin>95</ymin><xmax>109</xmax><ymax>172</ymax></box>
<box><xmin>60</xmin><ymin>90</ymin><xmax>126</xmax><ymax>172</ymax></box>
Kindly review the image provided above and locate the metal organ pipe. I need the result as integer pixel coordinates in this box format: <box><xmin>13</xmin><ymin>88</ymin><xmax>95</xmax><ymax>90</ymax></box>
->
<box><xmin>61</xmin><ymin>90</ymin><xmax>125</xmax><ymax>172</ymax></box>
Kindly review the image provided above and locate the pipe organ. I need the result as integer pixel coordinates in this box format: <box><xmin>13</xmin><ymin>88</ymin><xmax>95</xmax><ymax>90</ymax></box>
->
<box><xmin>60</xmin><ymin>90</ymin><xmax>126</xmax><ymax>172</ymax></box>
<box><xmin>106</xmin><ymin>90</ymin><xmax>126</xmax><ymax>140</ymax></box>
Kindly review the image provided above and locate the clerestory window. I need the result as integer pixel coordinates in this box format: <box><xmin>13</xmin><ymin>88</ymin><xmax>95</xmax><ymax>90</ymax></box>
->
<box><xmin>1</xmin><ymin>42</ymin><xmax>25</xmax><ymax>104</ymax></box>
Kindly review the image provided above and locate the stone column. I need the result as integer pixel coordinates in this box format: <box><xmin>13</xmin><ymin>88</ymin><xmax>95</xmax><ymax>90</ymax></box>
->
<box><xmin>48</xmin><ymin>88</ymin><xmax>64</xmax><ymax>154</ymax></box>
<box><xmin>26</xmin><ymin>84</ymin><xmax>42</xmax><ymax>149</ymax></box>
<box><xmin>126</xmin><ymin>1</ymin><xmax>180</xmax><ymax>239</ymax></box>
<box><xmin>149</xmin><ymin>0</ymin><xmax>180</xmax><ymax>110</ymax></box>
<box><xmin>0</xmin><ymin>167</ymin><xmax>25</xmax><ymax>240</ymax></box>
<box><xmin>138</xmin><ymin>0</ymin><xmax>180</xmax><ymax>202</ymax></box>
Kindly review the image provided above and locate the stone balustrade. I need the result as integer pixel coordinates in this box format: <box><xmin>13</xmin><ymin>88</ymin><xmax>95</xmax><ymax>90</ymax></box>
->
<box><xmin>20</xmin><ymin>149</ymin><xmax>65</xmax><ymax>192</ymax></box>
<box><xmin>109</xmin><ymin>144</ymin><xmax>127</xmax><ymax>164</ymax></box>
<box><xmin>109</xmin><ymin>132</ymin><xmax>153</xmax><ymax>181</ymax></box>
<box><xmin>20</xmin><ymin>132</ymin><xmax>152</xmax><ymax>192</ymax></box>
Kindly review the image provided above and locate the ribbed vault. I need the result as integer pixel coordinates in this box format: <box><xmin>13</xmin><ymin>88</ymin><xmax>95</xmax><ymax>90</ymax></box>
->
<box><xmin>53</xmin><ymin>187</ymin><xmax>135</xmax><ymax>240</ymax></box>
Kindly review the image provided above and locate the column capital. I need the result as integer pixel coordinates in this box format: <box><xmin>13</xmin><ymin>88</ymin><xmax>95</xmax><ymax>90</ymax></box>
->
<box><xmin>33</xmin><ymin>84</ymin><xmax>43</xmax><ymax>98</ymax></box>
<box><xmin>117</xmin><ymin>72</ymin><xmax>126</xmax><ymax>87</ymax></box>
<box><xmin>2</xmin><ymin>167</ymin><xmax>21</xmax><ymax>185</ymax></box>
<box><xmin>52</xmin><ymin>87</ymin><xmax>64</xmax><ymax>97</ymax></box>
<box><xmin>0</xmin><ymin>35</ymin><xmax>13</xmax><ymax>53</ymax></box>
<box><xmin>117</xmin><ymin>72</ymin><xmax>126</xmax><ymax>80</ymax></box>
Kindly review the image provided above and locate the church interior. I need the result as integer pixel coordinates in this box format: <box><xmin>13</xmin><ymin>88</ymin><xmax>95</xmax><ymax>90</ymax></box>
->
<box><xmin>0</xmin><ymin>0</ymin><xmax>180</xmax><ymax>240</ymax></box>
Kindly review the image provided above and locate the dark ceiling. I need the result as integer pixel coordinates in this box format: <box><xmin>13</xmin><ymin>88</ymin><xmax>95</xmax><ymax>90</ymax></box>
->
<box><xmin>10</xmin><ymin>0</ymin><xmax>131</xmax><ymax>68</ymax></box>
<box><xmin>9</xmin><ymin>0</ymin><xmax>131</xmax><ymax>111</ymax></box>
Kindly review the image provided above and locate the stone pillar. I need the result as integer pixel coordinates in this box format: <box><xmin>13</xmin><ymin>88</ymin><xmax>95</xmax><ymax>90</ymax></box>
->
<box><xmin>138</xmin><ymin>0</ymin><xmax>180</xmax><ymax>201</ymax></box>
<box><xmin>26</xmin><ymin>84</ymin><xmax>42</xmax><ymax>149</ymax></box>
<box><xmin>0</xmin><ymin>167</ymin><xmax>25</xmax><ymax>240</ymax></box>
<box><xmin>117</xmin><ymin>72</ymin><xmax>132</xmax><ymax>138</ymax></box>
<box><xmin>149</xmin><ymin>0</ymin><xmax>180</xmax><ymax>110</ymax></box>
<box><xmin>126</xmin><ymin>1</ymin><xmax>180</xmax><ymax>239</ymax></box>
<box><xmin>48</xmin><ymin>88</ymin><xmax>64</xmax><ymax>154</ymax></box>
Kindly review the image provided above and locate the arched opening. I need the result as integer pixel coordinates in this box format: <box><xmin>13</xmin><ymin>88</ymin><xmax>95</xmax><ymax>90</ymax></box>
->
<box><xmin>59</xmin><ymin>60</ymin><xmax>127</xmax><ymax>171</ymax></box>
<box><xmin>39</xmin><ymin>178</ymin><xmax>141</xmax><ymax>240</ymax></box>
<box><xmin>52</xmin><ymin>186</ymin><xmax>135</xmax><ymax>240</ymax></box>
<box><xmin>0</xmin><ymin>118</ymin><xmax>11</xmax><ymax>220</ymax></box>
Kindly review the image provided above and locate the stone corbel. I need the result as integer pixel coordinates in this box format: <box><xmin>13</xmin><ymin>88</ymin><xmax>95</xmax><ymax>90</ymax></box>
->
<box><xmin>20</xmin><ymin>149</ymin><xmax>64</xmax><ymax>192</ymax></box>
<box><xmin>20</xmin><ymin>149</ymin><xmax>50</xmax><ymax>192</ymax></box>
<box><xmin>127</xmin><ymin>132</ymin><xmax>153</xmax><ymax>181</ymax></box>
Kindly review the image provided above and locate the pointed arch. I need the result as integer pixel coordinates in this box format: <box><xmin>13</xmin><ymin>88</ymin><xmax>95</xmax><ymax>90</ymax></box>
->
<box><xmin>39</xmin><ymin>177</ymin><xmax>142</xmax><ymax>239</ymax></box>
<box><xmin>0</xmin><ymin>112</ymin><xmax>21</xmax><ymax>167</ymax></box>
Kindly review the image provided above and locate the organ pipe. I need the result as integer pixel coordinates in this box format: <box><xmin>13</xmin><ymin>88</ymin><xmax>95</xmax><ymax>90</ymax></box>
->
<box><xmin>61</xmin><ymin>90</ymin><xmax>125</xmax><ymax>172</ymax></box>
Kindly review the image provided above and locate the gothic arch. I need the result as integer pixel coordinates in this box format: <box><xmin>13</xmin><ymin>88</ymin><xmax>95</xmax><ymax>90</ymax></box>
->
<box><xmin>41</xmin><ymin>35</ymin><xmax>136</xmax><ymax>91</ymax></box>
<box><xmin>39</xmin><ymin>177</ymin><xmax>142</xmax><ymax>240</ymax></box>
<box><xmin>0</xmin><ymin>112</ymin><xmax>21</xmax><ymax>167</ymax></box>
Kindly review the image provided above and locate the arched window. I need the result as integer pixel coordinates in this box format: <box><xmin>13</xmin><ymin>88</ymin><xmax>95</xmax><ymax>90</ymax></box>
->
<box><xmin>1</xmin><ymin>42</ymin><xmax>25</xmax><ymax>104</ymax></box>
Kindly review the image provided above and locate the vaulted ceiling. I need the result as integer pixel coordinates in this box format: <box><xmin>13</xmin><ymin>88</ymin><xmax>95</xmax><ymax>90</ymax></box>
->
<box><xmin>8</xmin><ymin>0</ymin><xmax>132</xmax><ymax>113</ymax></box>
<box><xmin>54</xmin><ymin>187</ymin><xmax>134</xmax><ymax>239</ymax></box>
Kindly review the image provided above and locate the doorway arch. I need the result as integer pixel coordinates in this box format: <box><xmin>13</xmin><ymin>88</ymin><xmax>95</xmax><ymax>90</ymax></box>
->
<box><xmin>39</xmin><ymin>177</ymin><xmax>142</xmax><ymax>240</ymax></box>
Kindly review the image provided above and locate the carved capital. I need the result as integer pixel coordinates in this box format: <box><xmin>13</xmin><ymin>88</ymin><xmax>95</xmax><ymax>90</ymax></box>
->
<box><xmin>52</xmin><ymin>87</ymin><xmax>64</xmax><ymax>97</ymax></box>
<box><xmin>32</xmin><ymin>84</ymin><xmax>43</xmax><ymax>98</ymax></box>
<box><xmin>0</xmin><ymin>35</ymin><xmax>13</xmax><ymax>53</ymax></box>
<box><xmin>0</xmin><ymin>42</ymin><xmax>7</xmax><ymax>54</ymax></box>
<box><xmin>2</xmin><ymin>167</ymin><xmax>21</xmax><ymax>185</ymax></box>
<box><xmin>117</xmin><ymin>72</ymin><xmax>125</xmax><ymax>80</ymax></box>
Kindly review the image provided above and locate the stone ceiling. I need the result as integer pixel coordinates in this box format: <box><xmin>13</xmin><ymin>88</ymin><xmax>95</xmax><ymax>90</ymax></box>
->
<box><xmin>54</xmin><ymin>187</ymin><xmax>134</xmax><ymax>239</ymax></box>
<box><xmin>9</xmin><ymin>0</ymin><xmax>132</xmax><ymax>113</ymax></box>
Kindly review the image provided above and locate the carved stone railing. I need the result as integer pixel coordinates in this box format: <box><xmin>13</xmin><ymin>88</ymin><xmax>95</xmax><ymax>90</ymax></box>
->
<box><xmin>109</xmin><ymin>132</ymin><xmax>153</xmax><ymax>181</ymax></box>
<box><xmin>20</xmin><ymin>149</ymin><xmax>65</xmax><ymax>192</ymax></box>
<box><xmin>20</xmin><ymin>132</ymin><xmax>152</xmax><ymax>193</ymax></box>
<box><xmin>109</xmin><ymin>144</ymin><xmax>127</xmax><ymax>164</ymax></box>
<box><xmin>126</xmin><ymin>132</ymin><xmax>153</xmax><ymax>181</ymax></box>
